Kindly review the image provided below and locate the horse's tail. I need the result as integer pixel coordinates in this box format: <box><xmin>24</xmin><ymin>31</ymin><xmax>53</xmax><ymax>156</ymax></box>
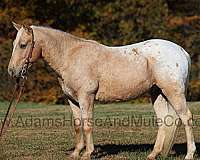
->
<box><xmin>182</xmin><ymin>47</ymin><xmax>191</xmax><ymax>96</ymax></box>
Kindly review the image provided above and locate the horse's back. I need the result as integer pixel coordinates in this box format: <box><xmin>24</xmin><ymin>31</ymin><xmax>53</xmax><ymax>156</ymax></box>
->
<box><xmin>108</xmin><ymin>39</ymin><xmax>190</xmax><ymax>82</ymax></box>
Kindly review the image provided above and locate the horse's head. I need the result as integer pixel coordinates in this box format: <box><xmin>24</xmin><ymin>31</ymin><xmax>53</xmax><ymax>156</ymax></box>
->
<box><xmin>8</xmin><ymin>22</ymin><xmax>42</xmax><ymax>78</ymax></box>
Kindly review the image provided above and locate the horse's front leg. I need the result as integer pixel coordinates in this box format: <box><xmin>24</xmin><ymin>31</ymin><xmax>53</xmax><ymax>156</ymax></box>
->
<box><xmin>78</xmin><ymin>92</ymin><xmax>95</xmax><ymax>160</ymax></box>
<box><xmin>69</xmin><ymin>100</ymin><xmax>84</xmax><ymax>159</ymax></box>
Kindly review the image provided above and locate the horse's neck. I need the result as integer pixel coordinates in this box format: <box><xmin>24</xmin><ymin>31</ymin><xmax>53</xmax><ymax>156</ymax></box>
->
<box><xmin>34</xmin><ymin>27</ymin><xmax>80</xmax><ymax>76</ymax></box>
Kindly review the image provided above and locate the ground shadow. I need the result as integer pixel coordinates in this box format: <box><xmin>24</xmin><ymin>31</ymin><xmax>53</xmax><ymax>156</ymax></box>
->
<box><xmin>93</xmin><ymin>144</ymin><xmax>153</xmax><ymax>159</ymax></box>
<box><xmin>65</xmin><ymin>143</ymin><xmax>200</xmax><ymax>159</ymax></box>
<box><xmin>172</xmin><ymin>143</ymin><xmax>200</xmax><ymax>156</ymax></box>
<box><xmin>65</xmin><ymin>144</ymin><xmax>153</xmax><ymax>158</ymax></box>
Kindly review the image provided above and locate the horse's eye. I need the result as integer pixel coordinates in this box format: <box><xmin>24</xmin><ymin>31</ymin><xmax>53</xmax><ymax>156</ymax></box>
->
<box><xmin>20</xmin><ymin>43</ymin><xmax>27</xmax><ymax>49</ymax></box>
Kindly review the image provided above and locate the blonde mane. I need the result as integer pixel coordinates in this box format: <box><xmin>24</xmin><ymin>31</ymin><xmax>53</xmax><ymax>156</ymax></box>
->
<box><xmin>31</xmin><ymin>25</ymin><xmax>100</xmax><ymax>46</ymax></box>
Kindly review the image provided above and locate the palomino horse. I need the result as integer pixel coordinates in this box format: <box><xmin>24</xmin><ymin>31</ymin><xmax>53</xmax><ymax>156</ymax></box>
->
<box><xmin>8</xmin><ymin>23</ymin><xmax>196</xmax><ymax>160</ymax></box>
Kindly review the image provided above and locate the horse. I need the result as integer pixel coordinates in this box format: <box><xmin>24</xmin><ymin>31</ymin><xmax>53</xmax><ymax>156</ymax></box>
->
<box><xmin>8</xmin><ymin>22</ymin><xmax>196</xmax><ymax>160</ymax></box>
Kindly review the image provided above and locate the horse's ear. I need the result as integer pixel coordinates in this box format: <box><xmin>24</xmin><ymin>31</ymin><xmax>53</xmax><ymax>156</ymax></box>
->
<box><xmin>22</xmin><ymin>25</ymin><xmax>32</xmax><ymax>34</ymax></box>
<box><xmin>12</xmin><ymin>22</ymin><xmax>22</xmax><ymax>31</ymax></box>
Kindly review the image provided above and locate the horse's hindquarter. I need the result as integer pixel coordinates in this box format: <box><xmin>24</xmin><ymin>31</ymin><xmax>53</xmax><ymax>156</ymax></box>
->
<box><xmin>141</xmin><ymin>40</ymin><xmax>189</xmax><ymax>85</ymax></box>
<box><xmin>95</xmin><ymin>47</ymin><xmax>153</xmax><ymax>102</ymax></box>
<box><xmin>138</xmin><ymin>39</ymin><xmax>190</xmax><ymax>93</ymax></box>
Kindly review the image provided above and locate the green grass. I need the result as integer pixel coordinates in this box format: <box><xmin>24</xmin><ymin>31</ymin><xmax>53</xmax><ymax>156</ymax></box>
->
<box><xmin>0</xmin><ymin>101</ymin><xmax>199</xmax><ymax>160</ymax></box>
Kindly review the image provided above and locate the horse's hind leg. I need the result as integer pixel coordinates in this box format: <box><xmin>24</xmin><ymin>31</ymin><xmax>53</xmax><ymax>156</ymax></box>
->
<box><xmin>147</xmin><ymin>86</ymin><xmax>179</xmax><ymax>160</ymax></box>
<box><xmin>164</xmin><ymin>89</ymin><xmax>196</xmax><ymax>160</ymax></box>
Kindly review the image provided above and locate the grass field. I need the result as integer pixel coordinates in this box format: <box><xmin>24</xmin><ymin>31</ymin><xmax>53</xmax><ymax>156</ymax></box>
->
<box><xmin>0</xmin><ymin>101</ymin><xmax>199</xmax><ymax>160</ymax></box>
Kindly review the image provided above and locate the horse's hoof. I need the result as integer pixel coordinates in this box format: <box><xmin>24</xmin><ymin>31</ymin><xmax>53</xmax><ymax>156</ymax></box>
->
<box><xmin>146</xmin><ymin>155</ymin><xmax>155</xmax><ymax>160</ymax></box>
<box><xmin>146</xmin><ymin>158</ymin><xmax>155</xmax><ymax>160</ymax></box>
<box><xmin>69</xmin><ymin>152</ymin><xmax>79</xmax><ymax>160</ymax></box>
<box><xmin>80</xmin><ymin>152</ymin><xmax>91</xmax><ymax>160</ymax></box>
<box><xmin>185</xmin><ymin>154</ymin><xmax>194</xmax><ymax>160</ymax></box>
<box><xmin>80</xmin><ymin>156</ymin><xmax>91</xmax><ymax>160</ymax></box>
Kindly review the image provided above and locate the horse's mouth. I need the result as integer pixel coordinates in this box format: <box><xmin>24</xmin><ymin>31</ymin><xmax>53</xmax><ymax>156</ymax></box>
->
<box><xmin>8</xmin><ymin>67</ymin><xmax>19</xmax><ymax>78</ymax></box>
<box><xmin>8</xmin><ymin>66</ymin><xmax>24</xmax><ymax>78</ymax></box>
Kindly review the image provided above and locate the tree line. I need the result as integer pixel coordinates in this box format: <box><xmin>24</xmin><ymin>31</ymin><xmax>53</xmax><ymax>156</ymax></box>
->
<box><xmin>0</xmin><ymin>0</ymin><xmax>199</xmax><ymax>103</ymax></box>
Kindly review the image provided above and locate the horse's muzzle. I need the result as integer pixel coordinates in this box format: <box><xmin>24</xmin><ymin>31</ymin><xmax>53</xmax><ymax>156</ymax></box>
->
<box><xmin>8</xmin><ymin>67</ymin><xmax>20</xmax><ymax>78</ymax></box>
<box><xmin>8</xmin><ymin>67</ymin><xmax>15</xmax><ymax>77</ymax></box>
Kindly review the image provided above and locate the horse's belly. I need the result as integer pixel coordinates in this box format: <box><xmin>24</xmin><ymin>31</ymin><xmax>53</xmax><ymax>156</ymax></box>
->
<box><xmin>95</xmin><ymin>50</ymin><xmax>153</xmax><ymax>102</ymax></box>
<box><xmin>95</xmin><ymin>78</ymin><xmax>151</xmax><ymax>102</ymax></box>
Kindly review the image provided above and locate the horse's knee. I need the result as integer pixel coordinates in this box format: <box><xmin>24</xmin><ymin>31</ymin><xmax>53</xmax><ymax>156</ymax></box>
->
<box><xmin>73</xmin><ymin>118</ymin><xmax>81</xmax><ymax>130</ymax></box>
<box><xmin>179</xmin><ymin>109</ymin><xmax>193</xmax><ymax>126</ymax></box>
<box><xmin>83</xmin><ymin>124</ymin><xmax>92</xmax><ymax>134</ymax></box>
<box><xmin>82</xmin><ymin>117</ymin><xmax>93</xmax><ymax>133</ymax></box>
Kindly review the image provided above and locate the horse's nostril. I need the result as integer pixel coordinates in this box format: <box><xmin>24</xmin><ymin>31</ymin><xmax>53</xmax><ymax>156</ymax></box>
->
<box><xmin>8</xmin><ymin>68</ymin><xmax>14</xmax><ymax>76</ymax></box>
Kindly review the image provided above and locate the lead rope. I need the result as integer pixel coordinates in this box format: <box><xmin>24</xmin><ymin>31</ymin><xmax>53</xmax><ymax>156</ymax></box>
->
<box><xmin>0</xmin><ymin>78</ymin><xmax>25</xmax><ymax>140</ymax></box>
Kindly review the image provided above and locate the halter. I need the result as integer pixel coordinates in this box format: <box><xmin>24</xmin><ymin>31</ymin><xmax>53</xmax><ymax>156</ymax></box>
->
<box><xmin>20</xmin><ymin>27</ymin><xmax>35</xmax><ymax>79</ymax></box>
